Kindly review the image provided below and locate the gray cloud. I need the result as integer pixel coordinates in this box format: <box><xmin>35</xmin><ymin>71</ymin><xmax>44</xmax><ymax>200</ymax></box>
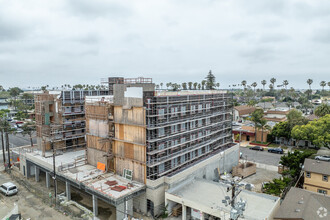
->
<box><xmin>0</xmin><ymin>0</ymin><xmax>329</xmax><ymax>89</ymax></box>
<box><xmin>312</xmin><ymin>28</ymin><xmax>330</xmax><ymax>44</ymax></box>
<box><xmin>66</xmin><ymin>0</ymin><xmax>131</xmax><ymax>19</ymax></box>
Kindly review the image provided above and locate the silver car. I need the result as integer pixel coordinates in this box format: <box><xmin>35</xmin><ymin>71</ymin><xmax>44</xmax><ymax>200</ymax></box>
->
<box><xmin>0</xmin><ymin>182</ymin><xmax>18</xmax><ymax>196</ymax></box>
<box><xmin>315</xmin><ymin>155</ymin><xmax>330</xmax><ymax>162</ymax></box>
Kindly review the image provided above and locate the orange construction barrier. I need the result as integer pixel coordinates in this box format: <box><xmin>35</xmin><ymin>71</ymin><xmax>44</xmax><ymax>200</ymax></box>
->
<box><xmin>97</xmin><ymin>162</ymin><xmax>106</xmax><ymax>171</ymax></box>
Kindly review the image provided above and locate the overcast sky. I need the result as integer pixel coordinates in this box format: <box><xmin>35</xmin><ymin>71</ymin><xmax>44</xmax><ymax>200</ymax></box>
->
<box><xmin>0</xmin><ymin>0</ymin><xmax>329</xmax><ymax>90</ymax></box>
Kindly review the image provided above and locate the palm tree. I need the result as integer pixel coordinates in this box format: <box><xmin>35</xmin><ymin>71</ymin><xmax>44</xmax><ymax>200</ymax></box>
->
<box><xmin>328</xmin><ymin>82</ymin><xmax>330</xmax><ymax>91</ymax></box>
<box><xmin>307</xmin><ymin>79</ymin><xmax>313</xmax><ymax>100</ymax></box>
<box><xmin>160</xmin><ymin>83</ymin><xmax>163</xmax><ymax>89</ymax></box>
<box><xmin>261</xmin><ymin>80</ymin><xmax>267</xmax><ymax>91</ymax></box>
<box><xmin>198</xmin><ymin>84</ymin><xmax>201</xmax><ymax>90</ymax></box>
<box><xmin>193</xmin><ymin>82</ymin><xmax>198</xmax><ymax>90</ymax></box>
<box><xmin>269</xmin><ymin>84</ymin><xmax>274</xmax><ymax>90</ymax></box>
<box><xmin>241</xmin><ymin>80</ymin><xmax>247</xmax><ymax>91</ymax></box>
<box><xmin>270</xmin><ymin>78</ymin><xmax>276</xmax><ymax>87</ymax></box>
<box><xmin>182</xmin><ymin>82</ymin><xmax>187</xmax><ymax>90</ymax></box>
<box><xmin>283</xmin><ymin>80</ymin><xmax>289</xmax><ymax>98</ymax></box>
<box><xmin>166</xmin><ymin>82</ymin><xmax>171</xmax><ymax>89</ymax></box>
<box><xmin>251</xmin><ymin>82</ymin><xmax>257</xmax><ymax>95</ymax></box>
<box><xmin>201</xmin><ymin>80</ymin><xmax>206</xmax><ymax>90</ymax></box>
<box><xmin>259</xmin><ymin>119</ymin><xmax>271</xmax><ymax>143</ymax></box>
<box><xmin>188</xmin><ymin>82</ymin><xmax>193</xmax><ymax>90</ymax></box>
<box><xmin>320</xmin><ymin>81</ymin><xmax>326</xmax><ymax>91</ymax></box>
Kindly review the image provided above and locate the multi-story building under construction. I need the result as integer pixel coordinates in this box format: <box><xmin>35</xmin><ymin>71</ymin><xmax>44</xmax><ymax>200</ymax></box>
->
<box><xmin>28</xmin><ymin>77</ymin><xmax>238</xmax><ymax>219</ymax></box>
<box><xmin>35</xmin><ymin>90</ymin><xmax>109</xmax><ymax>156</ymax></box>
<box><xmin>87</xmin><ymin>77</ymin><xmax>236</xmax><ymax>215</ymax></box>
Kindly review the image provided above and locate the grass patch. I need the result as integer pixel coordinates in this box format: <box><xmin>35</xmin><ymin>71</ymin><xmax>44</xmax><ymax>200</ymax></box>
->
<box><xmin>268</xmin><ymin>143</ymin><xmax>280</xmax><ymax>148</ymax></box>
<box><xmin>291</xmin><ymin>148</ymin><xmax>318</xmax><ymax>155</ymax></box>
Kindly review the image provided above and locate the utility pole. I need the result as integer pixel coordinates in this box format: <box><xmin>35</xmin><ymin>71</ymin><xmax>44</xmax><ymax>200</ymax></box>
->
<box><xmin>52</xmin><ymin>141</ymin><xmax>57</xmax><ymax>206</ymax></box>
<box><xmin>1</xmin><ymin>130</ymin><xmax>6</xmax><ymax>166</ymax></box>
<box><xmin>5</xmin><ymin>131</ymin><xmax>11</xmax><ymax>169</ymax></box>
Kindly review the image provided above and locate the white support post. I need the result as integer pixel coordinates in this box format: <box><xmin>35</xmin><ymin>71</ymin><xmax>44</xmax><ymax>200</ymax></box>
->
<box><xmin>182</xmin><ymin>204</ymin><xmax>186</xmax><ymax>220</ymax></box>
<box><xmin>93</xmin><ymin>194</ymin><xmax>98</xmax><ymax>217</ymax></box>
<box><xmin>35</xmin><ymin>166</ymin><xmax>40</xmax><ymax>182</ymax></box>
<box><xmin>46</xmin><ymin>172</ymin><xmax>50</xmax><ymax>188</ymax></box>
<box><xmin>66</xmin><ymin>181</ymin><xmax>71</xmax><ymax>200</ymax></box>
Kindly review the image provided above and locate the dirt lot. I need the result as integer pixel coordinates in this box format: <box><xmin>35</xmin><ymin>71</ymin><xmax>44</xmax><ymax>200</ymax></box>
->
<box><xmin>0</xmin><ymin>170</ymin><xmax>71</xmax><ymax>220</ymax></box>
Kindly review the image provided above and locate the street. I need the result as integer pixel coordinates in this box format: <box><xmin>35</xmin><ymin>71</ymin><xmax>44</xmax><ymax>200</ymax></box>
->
<box><xmin>8</xmin><ymin>133</ymin><xmax>37</xmax><ymax>148</ymax></box>
<box><xmin>240</xmin><ymin>147</ymin><xmax>282</xmax><ymax>166</ymax></box>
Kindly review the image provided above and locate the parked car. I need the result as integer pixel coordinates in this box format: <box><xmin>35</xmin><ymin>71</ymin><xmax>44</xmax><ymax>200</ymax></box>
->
<box><xmin>249</xmin><ymin>146</ymin><xmax>264</xmax><ymax>151</ymax></box>
<box><xmin>0</xmin><ymin>182</ymin><xmax>18</xmax><ymax>196</ymax></box>
<box><xmin>268</xmin><ymin>148</ymin><xmax>284</xmax><ymax>154</ymax></box>
<box><xmin>315</xmin><ymin>155</ymin><xmax>330</xmax><ymax>162</ymax></box>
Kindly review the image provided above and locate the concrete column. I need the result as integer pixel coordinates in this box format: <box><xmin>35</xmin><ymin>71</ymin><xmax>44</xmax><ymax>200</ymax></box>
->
<box><xmin>46</xmin><ymin>172</ymin><xmax>50</xmax><ymax>188</ymax></box>
<box><xmin>92</xmin><ymin>194</ymin><xmax>98</xmax><ymax>217</ymax></box>
<box><xmin>182</xmin><ymin>204</ymin><xmax>186</xmax><ymax>220</ymax></box>
<box><xmin>35</xmin><ymin>166</ymin><xmax>40</xmax><ymax>182</ymax></box>
<box><xmin>66</xmin><ymin>181</ymin><xmax>71</xmax><ymax>200</ymax></box>
<box><xmin>201</xmin><ymin>212</ymin><xmax>204</xmax><ymax>220</ymax></box>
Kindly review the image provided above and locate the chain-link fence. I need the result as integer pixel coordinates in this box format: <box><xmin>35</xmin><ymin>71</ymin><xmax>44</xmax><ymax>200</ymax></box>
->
<box><xmin>9</xmin><ymin>168</ymin><xmax>92</xmax><ymax>220</ymax></box>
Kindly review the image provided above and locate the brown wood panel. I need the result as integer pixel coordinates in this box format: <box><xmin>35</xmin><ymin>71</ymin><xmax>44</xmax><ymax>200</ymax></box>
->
<box><xmin>124</xmin><ymin>143</ymin><xmax>134</xmax><ymax>159</ymax></box>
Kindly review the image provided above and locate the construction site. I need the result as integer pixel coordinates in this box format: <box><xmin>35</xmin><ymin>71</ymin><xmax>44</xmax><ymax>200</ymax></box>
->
<box><xmin>17</xmin><ymin>77</ymin><xmax>239</xmax><ymax>219</ymax></box>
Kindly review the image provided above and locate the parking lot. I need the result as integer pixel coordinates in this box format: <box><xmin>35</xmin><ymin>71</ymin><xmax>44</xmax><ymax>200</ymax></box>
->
<box><xmin>240</xmin><ymin>146</ymin><xmax>282</xmax><ymax>166</ymax></box>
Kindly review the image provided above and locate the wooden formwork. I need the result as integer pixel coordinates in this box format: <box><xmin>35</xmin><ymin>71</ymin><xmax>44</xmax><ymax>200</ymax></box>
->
<box><xmin>113</xmin><ymin>106</ymin><xmax>147</xmax><ymax>184</ymax></box>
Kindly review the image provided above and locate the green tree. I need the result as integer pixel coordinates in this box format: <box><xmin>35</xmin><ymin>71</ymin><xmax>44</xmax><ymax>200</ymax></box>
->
<box><xmin>0</xmin><ymin>109</ymin><xmax>10</xmax><ymax>166</ymax></box>
<box><xmin>160</xmin><ymin>83</ymin><xmax>163</xmax><ymax>89</ymax></box>
<box><xmin>263</xmin><ymin>177</ymin><xmax>292</xmax><ymax>196</ymax></box>
<box><xmin>271</xmin><ymin>121</ymin><xmax>290</xmax><ymax>141</ymax></box>
<box><xmin>251</xmin><ymin>82</ymin><xmax>257</xmax><ymax>95</ymax></box>
<box><xmin>182</xmin><ymin>82</ymin><xmax>187</xmax><ymax>90</ymax></box>
<box><xmin>166</xmin><ymin>82</ymin><xmax>172</xmax><ymax>89</ymax></box>
<box><xmin>270</xmin><ymin>78</ymin><xmax>276</xmax><ymax>89</ymax></box>
<box><xmin>307</xmin><ymin>79</ymin><xmax>313</xmax><ymax>100</ymax></box>
<box><xmin>193</xmin><ymin>82</ymin><xmax>198</xmax><ymax>90</ymax></box>
<box><xmin>259</xmin><ymin>119</ymin><xmax>271</xmax><ymax>143</ymax></box>
<box><xmin>241</xmin><ymin>80</ymin><xmax>247</xmax><ymax>91</ymax></box>
<box><xmin>315</xmin><ymin>104</ymin><xmax>330</xmax><ymax>117</ymax></box>
<box><xmin>188</xmin><ymin>82</ymin><xmax>193</xmax><ymax>90</ymax></box>
<box><xmin>198</xmin><ymin>84</ymin><xmax>201</xmax><ymax>90</ymax></box>
<box><xmin>280</xmin><ymin>150</ymin><xmax>314</xmax><ymax>177</ymax></box>
<box><xmin>320</xmin><ymin>81</ymin><xmax>326</xmax><ymax>91</ymax></box>
<box><xmin>201</xmin><ymin>80</ymin><xmax>206</xmax><ymax>90</ymax></box>
<box><xmin>291</xmin><ymin>115</ymin><xmax>330</xmax><ymax>148</ymax></box>
<box><xmin>247</xmin><ymin>100</ymin><xmax>258</xmax><ymax>107</ymax></box>
<box><xmin>250</xmin><ymin>109</ymin><xmax>264</xmax><ymax>141</ymax></box>
<box><xmin>287</xmin><ymin>109</ymin><xmax>307</xmax><ymax>131</ymax></box>
<box><xmin>261</xmin><ymin>80</ymin><xmax>267</xmax><ymax>91</ymax></box>
<box><xmin>205</xmin><ymin>70</ymin><xmax>216</xmax><ymax>90</ymax></box>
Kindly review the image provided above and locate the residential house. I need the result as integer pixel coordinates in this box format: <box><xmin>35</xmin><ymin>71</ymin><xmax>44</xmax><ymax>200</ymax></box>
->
<box><xmin>232</xmin><ymin>125</ymin><xmax>269</xmax><ymax>143</ymax></box>
<box><xmin>303</xmin><ymin>158</ymin><xmax>330</xmax><ymax>195</ymax></box>
<box><xmin>274</xmin><ymin>187</ymin><xmax>330</xmax><ymax>220</ymax></box>
<box><xmin>233</xmin><ymin>105</ymin><xmax>256</xmax><ymax>122</ymax></box>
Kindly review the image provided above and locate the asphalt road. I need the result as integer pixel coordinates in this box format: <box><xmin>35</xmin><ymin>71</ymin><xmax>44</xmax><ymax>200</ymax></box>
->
<box><xmin>7</xmin><ymin>133</ymin><xmax>37</xmax><ymax>148</ymax></box>
<box><xmin>240</xmin><ymin>147</ymin><xmax>282</xmax><ymax>166</ymax></box>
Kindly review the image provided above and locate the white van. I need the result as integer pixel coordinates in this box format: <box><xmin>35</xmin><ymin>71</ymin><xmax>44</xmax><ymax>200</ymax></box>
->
<box><xmin>0</xmin><ymin>182</ymin><xmax>18</xmax><ymax>196</ymax></box>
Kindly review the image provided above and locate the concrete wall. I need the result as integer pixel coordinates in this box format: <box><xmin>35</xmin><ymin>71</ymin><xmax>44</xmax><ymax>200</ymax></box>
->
<box><xmin>144</xmin><ymin>144</ymin><xmax>239</xmax><ymax>216</ymax></box>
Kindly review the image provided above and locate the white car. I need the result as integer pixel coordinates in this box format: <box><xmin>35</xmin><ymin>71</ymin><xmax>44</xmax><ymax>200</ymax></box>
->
<box><xmin>0</xmin><ymin>182</ymin><xmax>18</xmax><ymax>196</ymax></box>
<box><xmin>315</xmin><ymin>155</ymin><xmax>330</xmax><ymax>162</ymax></box>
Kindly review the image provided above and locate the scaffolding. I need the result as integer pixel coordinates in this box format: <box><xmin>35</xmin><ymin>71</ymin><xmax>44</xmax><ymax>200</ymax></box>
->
<box><xmin>85</xmin><ymin>96</ymin><xmax>115</xmax><ymax>172</ymax></box>
<box><xmin>145</xmin><ymin>91</ymin><xmax>233</xmax><ymax>180</ymax></box>
<box><xmin>35</xmin><ymin>90</ymin><xmax>110</xmax><ymax>157</ymax></box>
